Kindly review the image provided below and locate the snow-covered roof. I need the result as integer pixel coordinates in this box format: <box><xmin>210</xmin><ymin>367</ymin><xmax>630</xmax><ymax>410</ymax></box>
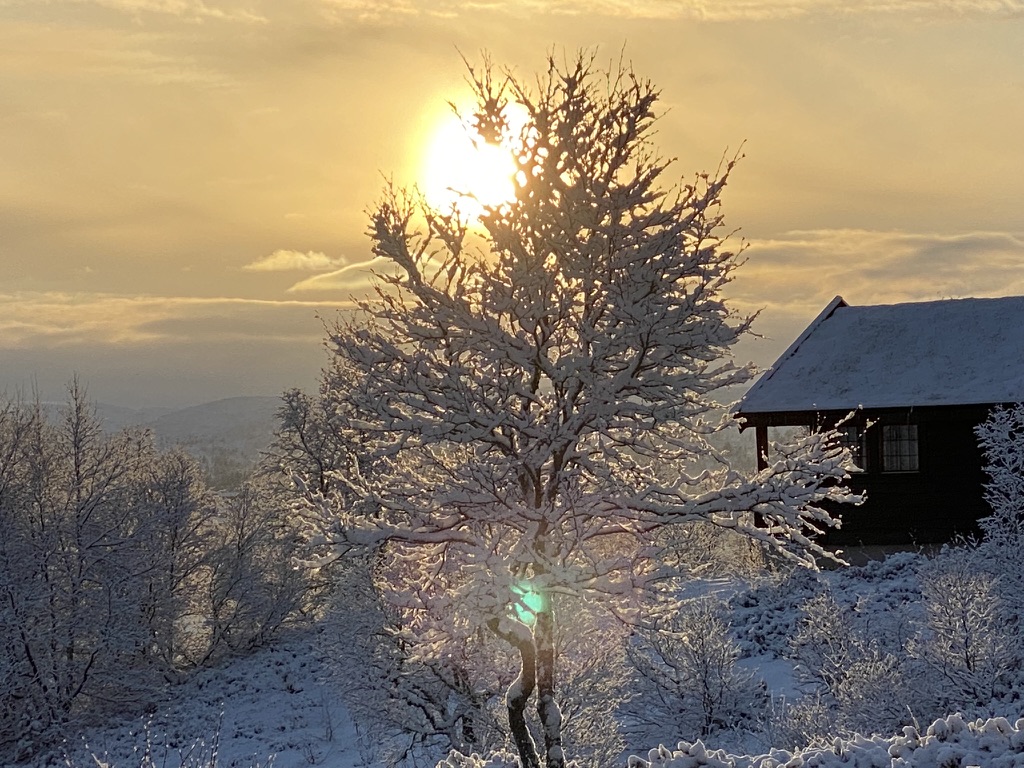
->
<box><xmin>738</xmin><ymin>294</ymin><xmax>1024</xmax><ymax>414</ymax></box>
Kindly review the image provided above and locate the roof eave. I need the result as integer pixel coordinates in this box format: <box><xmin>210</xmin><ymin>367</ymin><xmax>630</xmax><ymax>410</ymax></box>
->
<box><xmin>735</xmin><ymin>295</ymin><xmax>848</xmax><ymax>418</ymax></box>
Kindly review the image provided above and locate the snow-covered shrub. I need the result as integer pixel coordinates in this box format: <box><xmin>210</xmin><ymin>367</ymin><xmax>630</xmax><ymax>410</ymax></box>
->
<box><xmin>199</xmin><ymin>475</ymin><xmax>317</xmax><ymax>663</ymax></box>
<box><xmin>450</xmin><ymin>715</ymin><xmax>1024</xmax><ymax>768</ymax></box>
<box><xmin>790</xmin><ymin>588</ymin><xmax>915</xmax><ymax>737</ymax></box>
<box><xmin>909</xmin><ymin>545</ymin><xmax>1022</xmax><ymax>713</ymax></box>
<box><xmin>757</xmin><ymin>693</ymin><xmax>833</xmax><ymax>752</ymax></box>
<box><xmin>730</xmin><ymin>567</ymin><xmax>823</xmax><ymax>658</ymax></box>
<box><xmin>623</xmin><ymin>597</ymin><xmax>767</xmax><ymax>747</ymax></box>
<box><xmin>437</xmin><ymin>749</ymin><xmax>538</xmax><ymax>768</ymax></box>
<box><xmin>976</xmin><ymin>403</ymin><xmax>1024</xmax><ymax>543</ymax></box>
<box><xmin>974</xmin><ymin>404</ymin><xmax>1024</xmax><ymax>620</ymax></box>
<box><xmin>657</xmin><ymin>522</ymin><xmax>767</xmax><ymax>581</ymax></box>
<box><xmin>546</xmin><ymin>599</ymin><xmax>631</xmax><ymax>768</ymax></box>
<box><xmin>314</xmin><ymin>553</ymin><xmax>511</xmax><ymax>768</ymax></box>
<box><xmin>319</xmin><ymin>561</ymin><xmax>628</xmax><ymax>768</ymax></box>
<box><xmin>627</xmin><ymin>714</ymin><xmax>1024</xmax><ymax>768</ymax></box>
<box><xmin>62</xmin><ymin>719</ymin><xmax>276</xmax><ymax>768</ymax></box>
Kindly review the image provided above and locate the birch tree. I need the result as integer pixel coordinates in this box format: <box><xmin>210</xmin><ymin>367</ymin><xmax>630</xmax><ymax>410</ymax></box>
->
<box><xmin>296</xmin><ymin>53</ymin><xmax>858</xmax><ymax>768</ymax></box>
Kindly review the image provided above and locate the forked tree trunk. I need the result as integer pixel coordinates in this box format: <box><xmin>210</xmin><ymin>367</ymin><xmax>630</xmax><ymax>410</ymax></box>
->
<box><xmin>535</xmin><ymin>595</ymin><xmax>565</xmax><ymax>768</ymax></box>
<box><xmin>489</xmin><ymin>617</ymin><xmax>542</xmax><ymax>768</ymax></box>
<box><xmin>508</xmin><ymin>647</ymin><xmax>542</xmax><ymax>768</ymax></box>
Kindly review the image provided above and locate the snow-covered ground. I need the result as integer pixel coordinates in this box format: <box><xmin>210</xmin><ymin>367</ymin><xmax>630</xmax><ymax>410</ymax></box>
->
<box><xmin>56</xmin><ymin>630</ymin><xmax>365</xmax><ymax>768</ymax></box>
<box><xmin>54</xmin><ymin>549</ymin><xmax>1024</xmax><ymax>768</ymax></box>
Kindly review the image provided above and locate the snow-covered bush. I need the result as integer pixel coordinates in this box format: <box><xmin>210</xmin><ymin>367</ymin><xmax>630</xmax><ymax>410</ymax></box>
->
<box><xmin>730</xmin><ymin>567</ymin><xmax>823</xmax><ymax>658</ymax></box>
<box><xmin>626</xmin><ymin>714</ymin><xmax>1024</xmax><ymax>768</ymax></box>
<box><xmin>624</xmin><ymin>598</ymin><xmax>767</xmax><ymax>747</ymax></box>
<box><xmin>445</xmin><ymin>715</ymin><xmax>1024</xmax><ymax>768</ymax></box>
<box><xmin>909</xmin><ymin>545</ymin><xmax>1023</xmax><ymax>713</ymax></box>
<box><xmin>318</xmin><ymin>561</ymin><xmax>629</xmax><ymax>768</ymax></box>
<box><xmin>200</xmin><ymin>475</ymin><xmax>317</xmax><ymax>663</ymax></box>
<box><xmin>789</xmin><ymin>589</ymin><xmax>915</xmax><ymax>738</ymax></box>
<box><xmin>62</xmin><ymin>720</ymin><xmax>276</xmax><ymax>768</ymax></box>
<box><xmin>757</xmin><ymin>693</ymin><xmax>833</xmax><ymax>752</ymax></box>
<box><xmin>976</xmin><ymin>403</ymin><xmax>1024</xmax><ymax>543</ymax></box>
<box><xmin>656</xmin><ymin>522</ymin><xmax>768</xmax><ymax>581</ymax></box>
<box><xmin>974</xmin><ymin>404</ymin><xmax>1024</xmax><ymax>619</ymax></box>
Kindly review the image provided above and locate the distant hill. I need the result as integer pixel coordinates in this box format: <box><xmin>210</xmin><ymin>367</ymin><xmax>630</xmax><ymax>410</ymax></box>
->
<box><xmin>145</xmin><ymin>396</ymin><xmax>282</xmax><ymax>488</ymax></box>
<box><xmin>145</xmin><ymin>396</ymin><xmax>281</xmax><ymax>450</ymax></box>
<box><xmin>42</xmin><ymin>396</ymin><xmax>284</xmax><ymax>489</ymax></box>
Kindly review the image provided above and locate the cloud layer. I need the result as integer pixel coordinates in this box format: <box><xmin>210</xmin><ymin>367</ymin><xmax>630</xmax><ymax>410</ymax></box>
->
<box><xmin>0</xmin><ymin>292</ymin><xmax>340</xmax><ymax>406</ymax></box>
<box><xmin>243</xmin><ymin>250</ymin><xmax>346</xmax><ymax>272</ymax></box>
<box><xmin>24</xmin><ymin>0</ymin><xmax>1024</xmax><ymax>25</ymax></box>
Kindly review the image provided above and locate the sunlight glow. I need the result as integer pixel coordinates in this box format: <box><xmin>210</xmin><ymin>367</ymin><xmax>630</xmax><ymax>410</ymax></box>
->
<box><xmin>420</xmin><ymin>105</ymin><xmax>526</xmax><ymax>217</ymax></box>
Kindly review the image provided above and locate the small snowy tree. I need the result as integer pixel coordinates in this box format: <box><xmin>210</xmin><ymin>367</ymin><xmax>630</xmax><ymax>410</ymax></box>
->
<box><xmin>910</xmin><ymin>547</ymin><xmax>1022</xmax><ymax>712</ymax></box>
<box><xmin>972</xmin><ymin>404</ymin><xmax>1024</xmax><ymax>620</ymax></box>
<box><xmin>976</xmin><ymin>404</ymin><xmax>1024</xmax><ymax>541</ymax></box>
<box><xmin>790</xmin><ymin>589</ymin><xmax>914</xmax><ymax>738</ymax></box>
<box><xmin>295</xmin><ymin>53</ymin><xmax>857</xmax><ymax>768</ymax></box>
<box><xmin>623</xmin><ymin>597</ymin><xmax>766</xmax><ymax>744</ymax></box>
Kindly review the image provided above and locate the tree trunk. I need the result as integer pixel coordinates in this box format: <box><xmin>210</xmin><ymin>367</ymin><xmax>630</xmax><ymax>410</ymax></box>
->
<box><xmin>508</xmin><ymin>652</ymin><xmax>542</xmax><ymax>768</ymax></box>
<box><xmin>489</xmin><ymin>617</ymin><xmax>542</xmax><ymax>768</ymax></box>
<box><xmin>535</xmin><ymin>593</ymin><xmax>565</xmax><ymax>768</ymax></box>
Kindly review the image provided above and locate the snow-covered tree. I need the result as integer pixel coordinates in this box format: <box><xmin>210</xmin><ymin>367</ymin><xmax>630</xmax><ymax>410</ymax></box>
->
<box><xmin>295</xmin><ymin>53</ymin><xmax>858</xmax><ymax>768</ymax></box>
<box><xmin>0</xmin><ymin>384</ymin><xmax>317</xmax><ymax>761</ymax></box>
<box><xmin>624</xmin><ymin>596</ymin><xmax>766</xmax><ymax>744</ymax></box>
<box><xmin>910</xmin><ymin>546</ymin><xmax>1022</xmax><ymax>714</ymax></box>
<box><xmin>0</xmin><ymin>385</ymin><xmax>162</xmax><ymax>756</ymax></box>
<box><xmin>976</xmin><ymin>404</ymin><xmax>1024</xmax><ymax>542</ymax></box>
<box><xmin>971</xmin><ymin>404</ymin><xmax>1024</xmax><ymax>620</ymax></box>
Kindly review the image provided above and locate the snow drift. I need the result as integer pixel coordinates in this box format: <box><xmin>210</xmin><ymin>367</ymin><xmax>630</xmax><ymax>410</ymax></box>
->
<box><xmin>440</xmin><ymin>715</ymin><xmax>1024</xmax><ymax>768</ymax></box>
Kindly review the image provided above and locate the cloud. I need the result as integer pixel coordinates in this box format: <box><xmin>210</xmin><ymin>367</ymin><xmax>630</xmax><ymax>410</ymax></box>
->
<box><xmin>0</xmin><ymin>291</ymin><xmax>350</xmax><ymax>406</ymax></box>
<box><xmin>0</xmin><ymin>21</ymin><xmax>232</xmax><ymax>86</ymax></box>
<box><xmin>72</xmin><ymin>0</ymin><xmax>268</xmax><ymax>24</ymax></box>
<box><xmin>313</xmin><ymin>0</ymin><xmax>1024</xmax><ymax>21</ymax></box>
<box><xmin>243</xmin><ymin>249</ymin><xmax>346</xmax><ymax>272</ymax></box>
<box><xmin>729</xmin><ymin>229</ymin><xmax>1024</xmax><ymax>317</ymax></box>
<box><xmin>286</xmin><ymin>257</ymin><xmax>392</xmax><ymax>293</ymax></box>
<box><xmin>719</xmin><ymin>228</ymin><xmax>1024</xmax><ymax>372</ymax></box>
<box><xmin>0</xmin><ymin>292</ymin><xmax>337</xmax><ymax>348</ymax></box>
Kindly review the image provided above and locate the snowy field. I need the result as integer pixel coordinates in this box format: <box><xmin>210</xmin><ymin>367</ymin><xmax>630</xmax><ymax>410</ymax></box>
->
<box><xmin>55</xmin><ymin>628</ymin><xmax>364</xmax><ymax>768</ymax></box>
<box><xmin>51</xmin><ymin>547</ymin><xmax>1024</xmax><ymax>768</ymax></box>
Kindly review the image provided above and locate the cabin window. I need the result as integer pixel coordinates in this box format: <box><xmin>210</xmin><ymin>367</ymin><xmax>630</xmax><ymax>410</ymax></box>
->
<box><xmin>838</xmin><ymin>426</ymin><xmax>864</xmax><ymax>469</ymax></box>
<box><xmin>882</xmin><ymin>424</ymin><xmax>918</xmax><ymax>472</ymax></box>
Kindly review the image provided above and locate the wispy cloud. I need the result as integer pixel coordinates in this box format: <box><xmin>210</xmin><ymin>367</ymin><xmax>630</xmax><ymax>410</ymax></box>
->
<box><xmin>69</xmin><ymin>0</ymin><xmax>268</xmax><ymax>24</ymax></box>
<box><xmin>0</xmin><ymin>292</ymin><xmax>350</xmax><ymax>405</ymax></box>
<box><xmin>311</xmin><ymin>0</ymin><xmax>1024</xmax><ymax>21</ymax></box>
<box><xmin>0</xmin><ymin>293</ymin><xmax>336</xmax><ymax>348</ymax></box>
<box><xmin>731</xmin><ymin>229</ymin><xmax>1024</xmax><ymax>317</ymax></box>
<box><xmin>243</xmin><ymin>249</ymin><xmax>346</xmax><ymax>272</ymax></box>
<box><xmin>0</xmin><ymin>22</ymin><xmax>232</xmax><ymax>86</ymax></box>
<box><xmin>286</xmin><ymin>257</ymin><xmax>390</xmax><ymax>293</ymax></box>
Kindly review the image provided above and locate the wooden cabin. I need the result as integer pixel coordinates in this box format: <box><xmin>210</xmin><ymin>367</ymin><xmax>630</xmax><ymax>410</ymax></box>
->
<box><xmin>735</xmin><ymin>295</ymin><xmax>1024</xmax><ymax>545</ymax></box>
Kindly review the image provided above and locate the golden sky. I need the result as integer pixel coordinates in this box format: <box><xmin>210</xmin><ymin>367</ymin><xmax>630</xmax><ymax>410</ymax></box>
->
<box><xmin>2</xmin><ymin>0</ymin><xmax>1023</xmax><ymax>406</ymax></box>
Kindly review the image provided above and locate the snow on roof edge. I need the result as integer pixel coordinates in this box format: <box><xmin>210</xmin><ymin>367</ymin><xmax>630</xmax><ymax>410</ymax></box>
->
<box><xmin>735</xmin><ymin>295</ymin><xmax>847</xmax><ymax>419</ymax></box>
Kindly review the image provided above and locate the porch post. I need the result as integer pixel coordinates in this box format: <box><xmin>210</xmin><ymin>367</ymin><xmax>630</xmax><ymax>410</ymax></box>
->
<box><xmin>755</xmin><ymin>424</ymin><xmax>768</xmax><ymax>471</ymax></box>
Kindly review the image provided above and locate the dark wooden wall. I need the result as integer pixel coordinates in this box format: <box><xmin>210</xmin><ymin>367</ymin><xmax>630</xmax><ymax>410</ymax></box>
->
<box><xmin>746</xmin><ymin>405</ymin><xmax>995</xmax><ymax>546</ymax></box>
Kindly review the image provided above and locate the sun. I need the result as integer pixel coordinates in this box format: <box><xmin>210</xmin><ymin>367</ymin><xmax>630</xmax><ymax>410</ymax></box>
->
<box><xmin>420</xmin><ymin>105</ymin><xmax>524</xmax><ymax>217</ymax></box>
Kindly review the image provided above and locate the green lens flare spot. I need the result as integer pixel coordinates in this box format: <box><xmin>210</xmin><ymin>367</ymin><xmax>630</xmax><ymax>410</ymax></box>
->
<box><xmin>511</xmin><ymin>582</ymin><xmax>543</xmax><ymax>625</ymax></box>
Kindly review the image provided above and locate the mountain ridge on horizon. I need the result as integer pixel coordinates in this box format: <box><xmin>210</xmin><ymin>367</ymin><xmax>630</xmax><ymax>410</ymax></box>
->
<box><xmin>37</xmin><ymin>395</ymin><xmax>286</xmax><ymax>489</ymax></box>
